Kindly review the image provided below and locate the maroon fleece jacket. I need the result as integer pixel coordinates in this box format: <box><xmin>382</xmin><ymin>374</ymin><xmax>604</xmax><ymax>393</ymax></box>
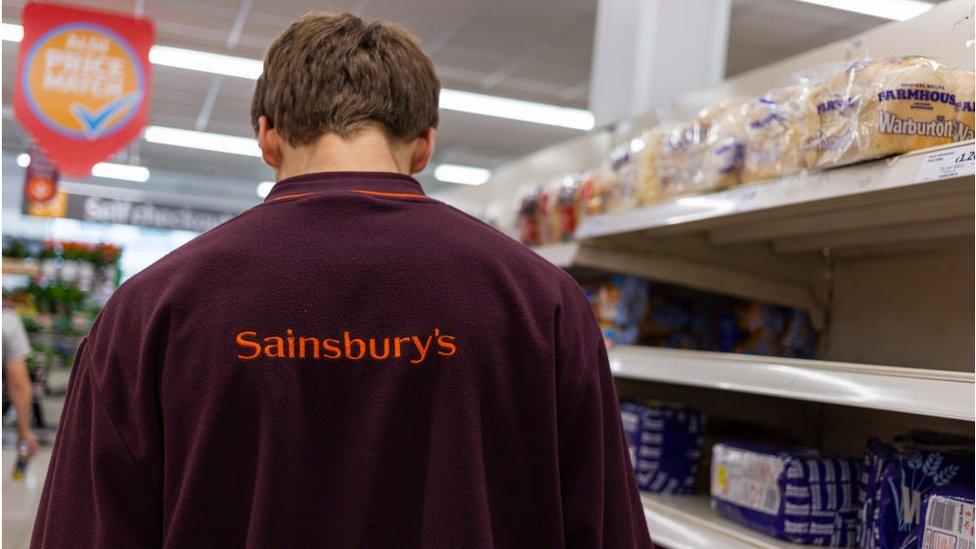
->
<box><xmin>31</xmin><ymin>172</ymin><xmax>650</xmax><ymax>548</ymax></box>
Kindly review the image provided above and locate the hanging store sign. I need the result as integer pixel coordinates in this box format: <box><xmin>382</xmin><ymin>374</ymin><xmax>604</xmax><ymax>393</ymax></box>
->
<box><xmin>14</xmin><ymin>2</ymin><xmax>154</xmax><ymax>177</ymax></box>
<box><xmin>22</xmin><ymin>189</ymin><xmax>235</xmax><ymax>233</ymax></box>
<box><xmin>73</xmin><ymin>194</ymin><xmax>233</xmax><ymax>232</ymax></box>
<box><xmin>22</xmin><ymin>147</ymin><xmax>67</xmax><ymax>218</ymax></box>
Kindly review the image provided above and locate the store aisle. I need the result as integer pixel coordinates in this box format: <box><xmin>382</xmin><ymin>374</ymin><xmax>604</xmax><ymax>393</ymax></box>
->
<box><xmin>3</xmin><ymin>444</ymin><xmax>52</xmax><ymax>548</ymax></box>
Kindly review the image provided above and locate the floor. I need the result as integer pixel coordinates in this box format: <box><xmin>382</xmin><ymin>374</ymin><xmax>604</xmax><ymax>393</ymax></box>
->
<box><xmin>2</xmin><ymin>445</ymin><xmax>53</xmax><ymax>548</ymax></box>
<box><xmin>3</xmin><ymin>367</ymin><xmax>68</xmax><ymax>549</ymax></box>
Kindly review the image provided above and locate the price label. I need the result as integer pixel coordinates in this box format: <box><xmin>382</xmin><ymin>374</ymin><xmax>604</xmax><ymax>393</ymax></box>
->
<box><xmin>916</xmin><ymin>146</ymin><xmax>976</xmax><ymax>182</ymax></box>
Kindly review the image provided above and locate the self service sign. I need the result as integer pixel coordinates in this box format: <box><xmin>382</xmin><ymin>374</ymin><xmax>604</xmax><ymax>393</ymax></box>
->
<box><xmin>14</xmin><ymin>2</ymin><xmax>154</xmax><ymax>177</ymax></box>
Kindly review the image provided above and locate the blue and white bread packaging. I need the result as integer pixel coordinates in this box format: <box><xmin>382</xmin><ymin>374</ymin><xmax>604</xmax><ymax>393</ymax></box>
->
<box><xmin>859</xmin><ymin>433</ymin><xmax>974</xmax><ymax>549</ymax></box>
<box><xmin>619</xmin><ymin>401</ymin><xmax>704</xmax><ymax>494</ymax></box>
<box><xmin>710</xmin><ymin>442</ymin><xmax>859</xmax><ymax>546</ymax></box>
<box><xmin>917</xmin><ymin>485</ymin><xmax>974</xmax><ymax>549</ymax></box>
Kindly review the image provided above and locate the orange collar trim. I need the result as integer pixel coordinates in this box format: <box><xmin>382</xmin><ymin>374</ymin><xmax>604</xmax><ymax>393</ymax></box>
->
<box><xmin>270</xmin><ymin>190</ymin><xmax>428</xmax><ymax>203</ymax></box>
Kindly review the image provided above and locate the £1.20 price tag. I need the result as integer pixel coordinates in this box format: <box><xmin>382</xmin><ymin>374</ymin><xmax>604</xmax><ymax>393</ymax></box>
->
<box><xmin>916</xmin><ymin>145</ymin><xmax>976</xmax><ymax>182</ymax></box>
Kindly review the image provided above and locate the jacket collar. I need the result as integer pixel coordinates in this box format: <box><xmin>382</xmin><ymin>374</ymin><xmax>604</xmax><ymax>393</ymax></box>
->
<box><xmin>263</xmin><ymin>171</ymin><xmax>425</xmax><ymax>203</ymax></box>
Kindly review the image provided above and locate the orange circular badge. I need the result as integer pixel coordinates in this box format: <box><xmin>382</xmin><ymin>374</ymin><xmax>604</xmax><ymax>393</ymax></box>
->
<box><xmin>22</xmin><ymin>23</ymin><xmax>145</xmax><ymax>140</ymax></box>
<box><xmin>25</xmin><ymin>175</ymin><xmax>57</xmax><ymax>202</ymax></box>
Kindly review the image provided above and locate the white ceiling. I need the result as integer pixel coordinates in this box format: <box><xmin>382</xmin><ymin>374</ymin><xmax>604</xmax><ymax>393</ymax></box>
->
<box><xmin>0</xmin><ymin>0</ymin><xmax>923</xmax><ymax>205</ymax></box>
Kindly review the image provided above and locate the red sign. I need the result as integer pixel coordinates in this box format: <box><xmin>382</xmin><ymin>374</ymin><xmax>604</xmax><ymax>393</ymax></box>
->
<box><xmin>22</xmin><ymin>147</ymin><xmax>66</xmax><ymax>218</ymax></box>
<box><xmin>14</xmin><ymin>2</ymin><xmax>154</xmax><ymax>177</ymax></box>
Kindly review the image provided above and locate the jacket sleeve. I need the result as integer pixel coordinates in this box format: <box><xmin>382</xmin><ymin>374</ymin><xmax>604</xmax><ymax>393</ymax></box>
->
<box><xmin>555</xmin><ymin>284</ymin><xmax>651</xmax><ymax>548</ymax></box>
<box><xmin>31</xmin><ymin>333</ymin><xmax>163</xmax><ymax>547</ymax></box>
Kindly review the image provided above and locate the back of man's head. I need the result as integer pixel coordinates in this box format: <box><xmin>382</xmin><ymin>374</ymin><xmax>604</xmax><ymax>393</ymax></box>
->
<box><xmin>250</xmin><ymin>12</ymin><xmax>440</xmax><ymax>147</ymax></box>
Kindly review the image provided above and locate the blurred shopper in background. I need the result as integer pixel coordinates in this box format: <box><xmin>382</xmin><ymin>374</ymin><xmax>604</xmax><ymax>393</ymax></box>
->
<box><xmin>31</xmin><ymin>11</ymin><xmax>649</xmax><ymax>548</ymax></box>
<box><xmin>3</xmin><ymin>307</ymin><xmax>38</xmax><ymax>459</ymax></box>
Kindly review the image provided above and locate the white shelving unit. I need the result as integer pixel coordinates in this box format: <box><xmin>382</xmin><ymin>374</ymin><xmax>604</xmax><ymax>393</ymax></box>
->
<box><xmin>608</xmin><ymin>345</ymin><xmax>975</xmax><ymax>421</ymax></box>
<box><xmin>476</xmin><ymin>2</ymin><xmax>976</xmax><ymax>547</ymax></box>
<box><xmin>642</xmin><ymin>495</ymin><xmax>801</xmax><ymax>549</ymax></box>
<box><xmin>532</xmin><ymin>141</ymin><xmax>975</xmax><ymax>328</ymax></box>
<box><xmin>578</xmin><ymin>141</ymin><xmax>974</xmax><ymax>243</ymax></box>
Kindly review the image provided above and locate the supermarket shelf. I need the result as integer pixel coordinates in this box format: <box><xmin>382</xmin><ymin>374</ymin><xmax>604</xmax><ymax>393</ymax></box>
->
<box><xmin>642</xmin><ymin>494</ymin><xmax>798</xmax><ymax>549</ymax></box>
<box><xmin>576</xmin><ymin>141</ymin><xmax>975</xmax><ymax>250</ymax></box>
<box><xmin>531</xmin><ymin>242</ymin><xmax>826</xmax><ymax>328</ymax></box>
<box><xmin>609</xmin><ymin>345</ymin><xmax>975</xmax><ymax>421</ymax></box>
<box><xmin>2</xmin><ymin>259</ymin><xmax>40</xmax><ymax>278</ymax></box>
<box><xmin>531</xmin><ymin>142</ymin><xmax>975</xmax><ymax>333</ymax></box>
<box><xmin>531</xmin><ymin>242</ymin><xmax>580</xmax><ymax>268</ymax></box>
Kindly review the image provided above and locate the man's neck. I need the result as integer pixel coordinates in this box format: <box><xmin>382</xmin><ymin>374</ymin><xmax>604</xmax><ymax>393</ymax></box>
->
<box><xmin>275</xmin><ymin>129</ymin><xmax>412</xmax><ymax>181</ymax></box>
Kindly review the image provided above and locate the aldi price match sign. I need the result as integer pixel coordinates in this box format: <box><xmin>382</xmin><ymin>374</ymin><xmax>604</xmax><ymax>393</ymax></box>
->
<box><xmin>14</xmin><ymin>2</ymin><xmax>154</xmax><ymax>177</ymax></box>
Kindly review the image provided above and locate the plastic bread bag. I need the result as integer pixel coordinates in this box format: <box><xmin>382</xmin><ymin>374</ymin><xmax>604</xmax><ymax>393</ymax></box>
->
<box><xmin>695</xmin><ymin>100</ymin><xmax>747</xmax><ymax>192</ymax></box>
<box><xmin>803</xmin><ymin>56</ymin><xmax>956</xmax><ymax>169</ymax></box>
<box><xmin>515</xmin><ymin>183</ymin><xmax>542</xmax><ymax>245</ymax></box>
<box><xmin>633</xmin><ymin>128</ymin><xmax>664</xmax><ymax>205</ymax></box>
<box><xmin>951</xmin><ymin>67</ymin><xmax>975</xmax><ymax>141</ymax></box>
<box><xmin>606</xmin><ymin>143</ymin><xmax>638</xmax><ymax>212</ymax></box>
<box><xmin>801</xmin><ymin>58</ymin><xmax>882</xmax><ymax>168</ymax></box>
<box><xmin>868</xmin><ymin>56</ymin><xmax>957</xmax><ymax>154</ymax></box>
<box><xmin>576</xmin><ymin>168</ymin><xmax>619</xmax><ymax>217</ymax></box>
<box><xmin>740</xmin><ymin>86</ymin><xmax>807</xmax><ymax>183</ymax></box>
<box><xmin>576</xmin><ymin>171</ymin><xmax>599</xmax><ymax>217</ymax></box>
<box><xmin>551</xmin><ymin>175</ymin><xmax>580</xmax><ymax>242</ymax></box>
<box><xmin>658</xmin><ymin>121</ymin><xmax>702</xmax><ymax>199</ymax></box>
<box><xmin>541</xmin><ymin>178</ymin><xmax>562</xmax><ymax>244</ymax></box>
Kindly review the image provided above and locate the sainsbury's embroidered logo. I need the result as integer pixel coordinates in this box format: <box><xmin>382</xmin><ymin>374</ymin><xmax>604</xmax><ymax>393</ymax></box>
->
<box><xmin>235</xmin><ymin>328</ymin><xmax>457</xmax><ymax>365</ymax></box>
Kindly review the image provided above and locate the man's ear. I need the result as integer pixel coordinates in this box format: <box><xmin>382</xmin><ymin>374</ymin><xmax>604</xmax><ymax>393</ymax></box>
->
<box><xmin>257</xmin><ymin>116</ymin><xmax>282</xmax><ymax>170</ymax></box>
<box><xmin>409</xmin><ymin>127</ymin><xmax>436</xmax><ymax>174</ymax></box>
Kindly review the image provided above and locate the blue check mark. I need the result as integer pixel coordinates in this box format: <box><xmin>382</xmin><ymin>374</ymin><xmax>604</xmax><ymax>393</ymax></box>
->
<box><xmin>70</xmin><ymin>91</ymin><xmax>142</xmax><ymax>138</ymax></box>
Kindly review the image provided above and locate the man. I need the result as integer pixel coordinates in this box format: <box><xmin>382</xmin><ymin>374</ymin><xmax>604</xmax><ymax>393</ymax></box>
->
<box><xmin>3</xmin><ymin>307</ymin><xmax>38</xmax><ymax>459</ymax></box>
<box><xmin>33</xmin><ymin>12</ymin><xmax>649</xmax><ymax>548</ymax></box>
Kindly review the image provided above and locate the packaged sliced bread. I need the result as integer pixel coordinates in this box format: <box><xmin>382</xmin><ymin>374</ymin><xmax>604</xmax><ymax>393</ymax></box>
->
<box><xmin>696</xmin><ymin>100</ymin><xmax>746</xmax><ymax>192</ymax></box>
<box><xmin>658</xmin><ymin>122</ymin><xmax>702</xmax><ymax>198</ymax></box>
<box><xmin>740</xmin><ymin>86</ymin><xmax>806</xmax><ymax>183</ymax></box>
<box><xmin>711</xmin><ymin>442</ymin><xmax>860</xmax><ymax>546</ymax></box>
<box><xmin>634</xmin><ymin>129</ymin><xmax>664</xmax><ymax>205</ymax></box>
<box><xmin>950</xmin><ymin>68</ymin><xmax>975</xmax><ymax>141</ymax></box>
<box><xmin>804</xmin><ymin>57</ymin><xmax>956</xmax><ymax>168</ymax></box>
<box><xmin>802</xmin><ymin>58</ymin><xmax>886</xmax><ymax>168</ymax></box>
<box><xmin>867</xmin><ymin>56</ymin><xmax>956</xmax><ymax>154</ymax></box>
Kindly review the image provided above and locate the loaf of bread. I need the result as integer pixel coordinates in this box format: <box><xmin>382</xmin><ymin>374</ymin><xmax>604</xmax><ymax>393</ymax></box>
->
<box><xmin>868</xmin><ymin>56</ymin><xmax>956</xmax><ymax>153</ymax></box>
<box><xmin>634</xmin><ymin>129</ymin><xmax>664</xmax><ymax>204</ymax></box>
<box><xmin>658</xmin><ymin>122</ymin><xmax>701</xmax><ymax>198</ymax></box>
<box><xmin>951</xmin><ymin>68</ymin><xmax>975</xmax><ymax>141</ymax></box>
<box><xmin>802</xmin><ymin>58</ymin><xmax>883</xmax><ymax>167</ymax></box>
<box><xmin>696</xmin><ymin>100</ymin><xmax>746</xmax><ymax>192</ymax></box>
<box><xmin>805</xmin><ymin>57</ymin><xmax>956</xmax><ymax>168</ymax></box>
<box><xmin>741</xmin><ymin>87</ymin><xmax>806</xmax><ymax>183</ymax></box>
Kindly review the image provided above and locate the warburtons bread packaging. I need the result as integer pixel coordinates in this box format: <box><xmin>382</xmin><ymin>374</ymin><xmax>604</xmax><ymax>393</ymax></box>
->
<box><xmin>950</xmin><ymin>68</ymin><xmax>975</xmax><ymax>141</ymax></box>
<box><xmin>802</xmin><ymin>58</ymin><xmax>886</xmax><ymax>168</ymax></box>
<box><xmin>740</xmin><ymin>87</ymin><xmax>806</xmax><ymax>183</ymax></box>
<box><xmin>657</xmin><ymin>122</ymin><xmax>702</xmax><ymax>199</ymax></box>
<box><xmin>634</xmin><ymin>128</ymin><xmax>664</xmax><ymax>205</ymax></box>
<box><xmin>513</xmin><ymin>55</ymin><xmax>972</xmax><ymax>240</ymax></box>
<box><xmin>804</xmin><ymin>57</ymin><xmax>957</xmax><ymax>168</ymax></box>
<box><xmin>696</xmin><ymin>100</ymin><xmax>746</xmax><ymax>192</ymax></box>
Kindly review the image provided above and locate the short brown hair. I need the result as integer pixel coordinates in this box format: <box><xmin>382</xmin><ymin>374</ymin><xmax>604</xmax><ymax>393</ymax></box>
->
<box><xmin>251</xmin><ymin>12</ymin><xmax>440</xmax><ymax>145</ymax></box>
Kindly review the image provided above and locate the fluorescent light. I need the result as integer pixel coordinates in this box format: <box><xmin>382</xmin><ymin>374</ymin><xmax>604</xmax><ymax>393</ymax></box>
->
<box><xmin>1</xmin><ymin>23</ymin><xmax>23</xmax><ymax>42</ymax></box>
<box><xmin>149</xmin><ymin>45</ymin><xmax>263</xmax><ymax>79</ymax></box>
<box><xmin>440</xmin><ymin>89</ymin><xmax>594</xmax><ymax>130</ymax></box>
<box><xmin>256</xmin><ymin>181</ymin><xmax>275</xmax><ymax>198</ymax></box>
<box><xmin>16</xmin><ymin>153</ymin><xmax>30</xmax><ymax>167</ymax></box>
<box><xmin>144</xmin><ymin>125</ymin><xmax>262</xmax><ymax>157</ymax></box>
<box><xmin>2</xmin><ymin>24</ymin><xmax>593</xmax><ymax>130</ymax></box>
<box><xmin>434</xmin><ymin>164</ymin><xmax>491</xmax><ymax>186</ymax></box>
<box><xmin>91</xmin><ymin>162</ymin><xmax>150</xmax><ymax>182</ymax></box>
<box><xmin>791</xmin><ymin>0</ymin><xmax>932</xmax><ymax>20</ymax></box>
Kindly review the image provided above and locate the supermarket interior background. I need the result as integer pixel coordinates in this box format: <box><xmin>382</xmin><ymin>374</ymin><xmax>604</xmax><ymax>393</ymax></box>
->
<box><xmin>1</xmin><ymin>0</ymin><xmax>974</xmax><ymax>547</ymax></box>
